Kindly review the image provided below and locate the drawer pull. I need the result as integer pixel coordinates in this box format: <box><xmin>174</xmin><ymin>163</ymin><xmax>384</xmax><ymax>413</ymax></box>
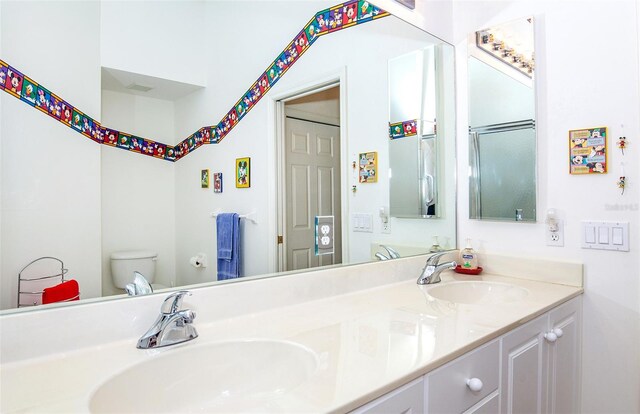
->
<box><xmin>466</xmin><ymin>377</ymin><xmax>483</xmax><ymax>392</ymax></box>
<box><xmin>544</xmin><ymin>331</ymin><xmax>558</xmax><ymax>343</ymax></box>
<box><xmin>553</xmin><ymin>327</ymin><xmax>564</xmax><ymax>338</ymax></box>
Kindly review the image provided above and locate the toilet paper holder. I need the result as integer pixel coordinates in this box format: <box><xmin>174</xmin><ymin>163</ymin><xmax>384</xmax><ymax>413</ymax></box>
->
<box><xmin>190</xmin><ymin>253</ymin><xmax>208</xmax><ymax>268</ymax></box>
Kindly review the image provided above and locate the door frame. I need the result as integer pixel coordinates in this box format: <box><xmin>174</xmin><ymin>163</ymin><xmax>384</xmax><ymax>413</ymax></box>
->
<box><xmin>267</xmin><ymin>69</ymin><xmax>349</xmax><ymax>273</ymax></box>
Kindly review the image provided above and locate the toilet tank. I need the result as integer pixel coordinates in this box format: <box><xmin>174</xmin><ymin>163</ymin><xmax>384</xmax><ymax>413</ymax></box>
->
<box><xmin>110</xmin><ymin>251</ymin><xmax>157</xmax><ymax>289</ymax></box>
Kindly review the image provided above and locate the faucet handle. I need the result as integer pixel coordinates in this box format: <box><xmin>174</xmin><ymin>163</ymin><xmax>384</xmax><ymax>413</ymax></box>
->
<box><xmin>380</xmin><ymin>245</ymin><xmax>400</xmax><ymax>259</ymax></box>
<box><xmin>426</xmin><ymin>252</ymin><xmax>447</xmax><ymax>265</ymax></box>
<box><xmin>161</xmin><ymin>291</ymin><xmax>192</xmax><ymax>314</ymax></box>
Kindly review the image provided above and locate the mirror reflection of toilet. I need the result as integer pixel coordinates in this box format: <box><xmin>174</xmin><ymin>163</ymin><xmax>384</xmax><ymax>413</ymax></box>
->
<box><xmin>110</xmin><ymin>251</ymin><xmax>167</xmax><ymax>292</ymax></box>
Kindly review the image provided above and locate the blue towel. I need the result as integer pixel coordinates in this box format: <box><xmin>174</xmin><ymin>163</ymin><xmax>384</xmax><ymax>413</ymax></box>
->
<box><xmin>217</xmin><ymin>213</ymin><xmax>240</xmax><ymax>280</ymax></box>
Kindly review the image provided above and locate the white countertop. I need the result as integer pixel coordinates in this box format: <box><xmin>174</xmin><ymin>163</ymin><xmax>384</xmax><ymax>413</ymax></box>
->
<box><xmin>1</xmin><ymin>269</ymin><xmax>582</xmax><ymax>413</ymax></box>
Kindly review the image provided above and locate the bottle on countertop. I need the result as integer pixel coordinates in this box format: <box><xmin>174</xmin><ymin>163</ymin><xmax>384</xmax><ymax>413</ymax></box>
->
<box><xmin>429</xmin><ymin>236</ymin><xmax>442</xmax><ymax>253</ymax></box>
<box><xmin>459</xmin><ymin>238</ymin><xmax>479</xmax><ymax>270</ymax></box>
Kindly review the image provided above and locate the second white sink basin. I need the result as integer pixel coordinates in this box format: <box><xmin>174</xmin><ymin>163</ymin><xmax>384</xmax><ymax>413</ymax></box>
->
<box><xmin>89</xmin><ymin>339</ymin><xmax>318</xmax><ymax>413</ymax></box>
<box><xmin>427</xmin><ymin>281</ymin><xmax>529</xmax><ymax>304</ymax></box>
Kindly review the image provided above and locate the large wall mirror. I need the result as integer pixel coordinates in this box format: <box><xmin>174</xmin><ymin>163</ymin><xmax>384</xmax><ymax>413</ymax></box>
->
<box><xmin>468</xmin><ymin>17</ymin><xmax>537</xmax><ymax>222</ymax></box>
<box><xmin>1</xmin><ymin>1</ymin><xmax>457</xmax><ymax>312</ymax></box>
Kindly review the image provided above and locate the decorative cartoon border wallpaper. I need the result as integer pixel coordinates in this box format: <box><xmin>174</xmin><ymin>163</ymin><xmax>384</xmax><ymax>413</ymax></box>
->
<box><xmin>389</xmin><ymin>120</ymin><xmax>418</xmax><ymax>139</ymax></box>
<box><xmin>0</xmin><ymin>1</ymin><xmax>388</xmax><ymax>163</ymax></box>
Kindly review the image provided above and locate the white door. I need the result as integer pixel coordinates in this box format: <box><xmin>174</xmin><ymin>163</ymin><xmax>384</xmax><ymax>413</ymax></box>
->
<box><xmin>284</xmin><ymin>117</ymin><xmax>341</xmax><ymax>271</ymax></box>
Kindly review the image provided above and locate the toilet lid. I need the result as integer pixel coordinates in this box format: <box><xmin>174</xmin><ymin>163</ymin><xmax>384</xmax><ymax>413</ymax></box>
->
<box><xmin>111</xmin><ymin>250</ymin><xmax>157</xmax><ymax>260</ymax></box>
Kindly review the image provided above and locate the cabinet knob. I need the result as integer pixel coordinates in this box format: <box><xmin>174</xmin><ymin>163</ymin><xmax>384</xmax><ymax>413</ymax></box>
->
<box><xmin>466</xmin><ymin>377</ymin><xmax>483</xmax><ymax>392</ymax></box>
<box><xmin>544</xmin><ymin>331</ymin><xmax>558</xmax><ymax>343</ymax></box>
<box><xmin>553</xmin><ymin>327</ymin><xmax>564</xmax><ymax>338</ymax></box>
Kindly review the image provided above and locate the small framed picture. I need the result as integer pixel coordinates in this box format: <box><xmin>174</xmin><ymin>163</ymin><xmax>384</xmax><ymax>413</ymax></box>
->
<box><xmin>236</xmin><ymin>157</ymin><xmax>250</xmax><ymax>188</ymax></box>
<box><xmin>569</xmin><ymin>127</ymin><xmax>607</xmax><ymax>174</ymax></box>
<box><xmin>358</xmin><ymin>151</ymin><xmax>378</xmax><ymax>183</ymax></box>
<box><xmin>213</xmin><ymin>172</ymin><xmax>223</xmax><ymax>193</ymax></box>
<box><xmin>201</xmin><ymin>169</ymin><xmax>210</xmax><ymax>188</ymax></box>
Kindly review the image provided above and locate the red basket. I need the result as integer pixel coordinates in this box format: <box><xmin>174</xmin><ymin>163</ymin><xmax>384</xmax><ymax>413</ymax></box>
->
<box><xmin>454</xmin><ymin>265</ymin><xmax>483</xmax><ymax>275</ymax></box>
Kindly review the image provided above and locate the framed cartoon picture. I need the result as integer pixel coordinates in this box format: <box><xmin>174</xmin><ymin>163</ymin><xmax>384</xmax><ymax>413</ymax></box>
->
<box><xmin>358</xmin><ymin>151</ymin><xmax>378</xmax><ymax>183</ymax></box>
<box><xmin>213</xmin><ymin>172</ymin><xmax>223</xmax><ymax>193</ymax></box>
<box><xmin>201</xmin><ymin>169</ymin><xmax>210</xmax><ymax>188</ymax></box>
<box><xmin>236</xmin><ymin>157</ymin><xmax>250</xmax><ymax>188</ymax></box>
<box><xmin>569</xmin><ymin>127</ymin><xmax>607</xmax><ymax>174</ymax></box>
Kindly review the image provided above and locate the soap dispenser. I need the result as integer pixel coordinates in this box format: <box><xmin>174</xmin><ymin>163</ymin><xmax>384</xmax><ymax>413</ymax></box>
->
<box><xmin>459</xmin><ymin>238</ymin><xmax>479</xmax><ymax>270</ymax></box>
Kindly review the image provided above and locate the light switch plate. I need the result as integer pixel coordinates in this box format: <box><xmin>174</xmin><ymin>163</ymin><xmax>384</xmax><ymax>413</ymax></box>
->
<box><xmin>352</xmin><ymin>213</ymin><xmax>373</xmax><ymax>233</ymax></box>
<box><xmin>581</xmin><ymin>221</ymin><xmax>629</xmax><ymax>251</ymax></box>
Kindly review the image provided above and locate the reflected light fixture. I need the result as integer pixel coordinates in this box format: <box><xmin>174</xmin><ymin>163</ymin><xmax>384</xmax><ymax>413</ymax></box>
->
<box><xmin>475</xmin><ymin>30</ymin><xmax>535</xmax><ymax>78</ymax></box>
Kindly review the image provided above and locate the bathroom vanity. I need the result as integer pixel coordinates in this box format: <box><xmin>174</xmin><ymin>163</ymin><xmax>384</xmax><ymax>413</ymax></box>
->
<box><xmin>354</xmin><ymin>296</ymin><xmax>580</xmax><ymax>413</ymax></box>
<box><xmin>0</xmin><ymin>253</ymin><xmax>582</xmax><ymax>413</ymax></box>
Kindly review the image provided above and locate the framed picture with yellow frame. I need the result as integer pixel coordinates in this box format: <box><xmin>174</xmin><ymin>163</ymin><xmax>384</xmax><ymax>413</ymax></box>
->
<box><xmin>358</xmin><ymin>151</ymin><xmax>378</xmax><ymax>183</ymax></box>
<box><xmin>236</xmin><ymin>157</ymin><xmax>250</xmax><ymax>188</ymax></box>
<box><xmin>569</xmin><ymin>126</ymin><xmax>607</xmax><ymax>174</ymax></box>
<box><xmin>201</xmin><ymin>169</ymin><xmax>210</xmax><ymax>188</ymax></box>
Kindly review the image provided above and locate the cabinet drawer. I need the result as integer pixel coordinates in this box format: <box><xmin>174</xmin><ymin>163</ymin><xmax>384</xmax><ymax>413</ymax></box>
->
<box><xmin>350</xmin><ymin>377</ymin><xmax>424</xmax><ymax>414</ymax></box>
<box><xmin>465</xmin><ymin>392</ymin><xmax>499</xmax><ymax>414</ymax></box>
<box><xmin>427</xmin><ymin>340</ymin><xmax>499</xmax><ymax>413</ymax></box>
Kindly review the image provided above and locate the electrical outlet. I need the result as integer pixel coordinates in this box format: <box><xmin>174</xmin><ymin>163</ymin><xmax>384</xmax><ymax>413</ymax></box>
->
<box><xmin>546</xmin><ymin>219</ymin><xmax>564</xmax><ymax>247</ymax></box>
<box><xmin>381</xmin><ymin>221</ymin><xmax>391</xmax><ymax>234</ymax></box>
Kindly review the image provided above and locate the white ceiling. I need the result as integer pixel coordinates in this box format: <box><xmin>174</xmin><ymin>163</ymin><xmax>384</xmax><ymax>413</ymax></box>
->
<box><xmin>101</xmin><ymin>66</ymin><xmax>205</xmax><ymax>101</ymax></box>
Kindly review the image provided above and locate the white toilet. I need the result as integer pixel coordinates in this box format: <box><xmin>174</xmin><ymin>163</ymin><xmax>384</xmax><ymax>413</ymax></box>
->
<box><xmin>110</xmin><ymin>250</ymin><xmax>167</xmax><ymax>291</ymax></box>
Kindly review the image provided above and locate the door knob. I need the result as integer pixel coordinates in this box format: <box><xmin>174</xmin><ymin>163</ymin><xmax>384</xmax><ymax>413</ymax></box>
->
<box><xmin>553</xmin><ymin>327</ymin><xmax>564</xmax><ymax>338</ymax></box>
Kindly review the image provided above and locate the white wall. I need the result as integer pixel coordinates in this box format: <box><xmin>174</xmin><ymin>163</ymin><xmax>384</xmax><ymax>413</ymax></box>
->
<box><xmin>374</xmin><ymin>0</ymin><xmax>454</xmax><ymax>42</ymax></box>
<box><xmin>450</xmin><ymin>1</ymin><xmax>640</xmax><ymax>412</ymax></box>
<box><xmin>0</xmin><ymin>1</ymin><xmax>102</xmax><ymax>309</ymax></box>
<box><xmin>172</xmin><ymin>1</ymin><xmax>457</xmax><ymax>284</ymax></box>
<box><xmin>100</xmin><ymin>90</ymin><xmax>176</xmax><ymax>295</ymax></box>
<box><xmin>100</xmin><ymin>1</ymin><xmax>206</xmax><ymax>87</ymax></box>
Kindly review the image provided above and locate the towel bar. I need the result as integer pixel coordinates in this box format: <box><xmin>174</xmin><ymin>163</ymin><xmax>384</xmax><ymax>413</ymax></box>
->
<box><xmin>210</xmin><ymin>210</ymin><xmax>257</xmax><ymax>224</ymax></box>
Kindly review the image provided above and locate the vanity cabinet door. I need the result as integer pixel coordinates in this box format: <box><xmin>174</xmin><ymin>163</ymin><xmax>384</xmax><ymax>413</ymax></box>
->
<box><xmin>501</xmin><ymin>296</ymin><xmax>582</xmax><ymax>414</ymax></box>
<box><xmin>501</xmin><ymin>314</ymin><xmax>549</xmax><ymax>414</ymax></box>
<box><xmin>350</xmin><ymin>377</ymin><xmax>424</xmax><ymax>414</ymax></box>
<box><xmin>546</xmin><ymin>297</ymin><xmax>582</xmax><ymax>414</ymax></box>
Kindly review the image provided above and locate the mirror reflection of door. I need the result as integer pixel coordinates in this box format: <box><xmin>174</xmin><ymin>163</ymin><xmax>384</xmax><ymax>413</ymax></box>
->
<box><xmin>281</xmin><ymin>86</ymin><xmax>342</xmax><ymax>271</ymax></box>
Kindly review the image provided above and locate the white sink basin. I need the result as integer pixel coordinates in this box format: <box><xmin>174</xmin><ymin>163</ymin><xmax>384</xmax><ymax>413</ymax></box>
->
<box><xmin>427</xmin><ymin>281</ymin><xmax>529</xmax><ymax>304</ymax></box>
<box><xmin>89</xmin><ymin>339</ymin><xmax>318</xmax><ymax>413</ymax></box>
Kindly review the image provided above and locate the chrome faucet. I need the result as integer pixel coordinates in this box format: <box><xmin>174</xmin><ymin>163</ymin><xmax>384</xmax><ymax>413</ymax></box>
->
<box><xmin>376</xmin><ymin>244</ymin><xmax>400</xmax><ymax>260</ymax></box>
<box><xmin>417</xmin><ymin>252</ymin><xmax>457</xmax><ymax>285</ymax></box>
<box><xmin>125</xmin><ymin>271</ymin><xmax>154</xmax><ymax>296</ymax></box>
<box><xmin>137</xmin><ymin>291</ymin><xmax>198</xmax><ymax>349</ymax></box>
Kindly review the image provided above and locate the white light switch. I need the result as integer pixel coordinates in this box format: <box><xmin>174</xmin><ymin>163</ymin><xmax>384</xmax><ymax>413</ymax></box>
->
<box><xmin>585</xmin><ymin>226</ymin><xmax>596</xmax><ymax>244</ymax></box>
<box><xmin>582</xmin><ymin>221</ymin><xmax>629</xmax><ymax>251</ymax></box>
<box><xmin>598</xmin><ymin>227</ymin><xmax>609</xmax><ymax>244</ymax></box>
<box><xmin>612</xmin><ymin>227</ymin><xmax>624</xmax><ymax>245</ymax></box>
<box><xmin>352</xmin><ymin>213</ymin><xmax>373</xmax><ymax>233</ymax></box>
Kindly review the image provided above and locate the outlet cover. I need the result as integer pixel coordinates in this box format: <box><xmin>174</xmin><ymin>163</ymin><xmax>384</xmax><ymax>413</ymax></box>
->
<box><xmin>315</xmin><ymin>216</ymin><xmax>334</xmax><ymax>256</ymax></box>
<box><xmin>546</xmin><ymin>219</ymin><xmax>564</xmax><ymax>247</ymax></box>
